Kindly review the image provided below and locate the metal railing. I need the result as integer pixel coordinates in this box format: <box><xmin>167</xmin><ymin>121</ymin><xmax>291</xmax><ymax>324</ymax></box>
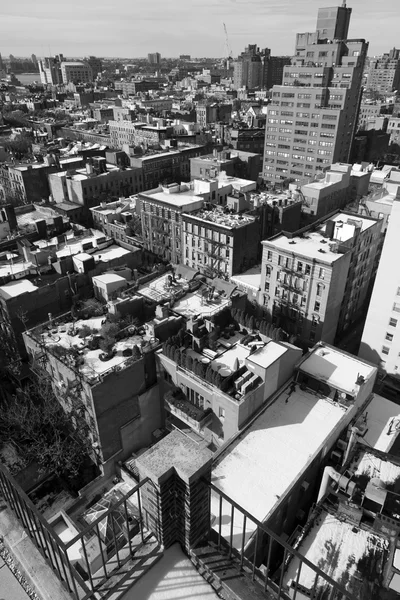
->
<box><xmin>0</xmin><ymin>463</ymin><xmax>153</xmax><ymax>600</ymax></box>
<box><xmin>208</xmin><ymin>481</ymin><xmax>359</xmax><ymax>600</ymax></box>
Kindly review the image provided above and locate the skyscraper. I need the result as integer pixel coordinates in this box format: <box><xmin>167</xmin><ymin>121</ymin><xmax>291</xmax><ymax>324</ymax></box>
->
<box><xmin>367</xmin><ymin>48</ymin><xmax>400</xmax><ymax>94</ymax></box>
<box><xmin>263</xmin><ymin>4</ymin><xmax>368</xmax><ymax>185</ymax></box>
<box><xmin>148</xmin><ymin>52</ymin><xmax>161</xmax><ymax>65</ymax></box>
<box><xmin>233</xmin><ymin>45</ymin><xmax>264</xmax><ymax>90</ymax></box>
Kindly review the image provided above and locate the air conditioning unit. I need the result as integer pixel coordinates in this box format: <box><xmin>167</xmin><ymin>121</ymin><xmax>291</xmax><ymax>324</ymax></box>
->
<box><xmin>301</xmin><ymin>480</ymin><xmax>309</xmax><ymax>492</ymax></box>
<box><xmin>331</xmin><ymin>450</ymin><xmax>342</xmax><ymax>464</ymax></box>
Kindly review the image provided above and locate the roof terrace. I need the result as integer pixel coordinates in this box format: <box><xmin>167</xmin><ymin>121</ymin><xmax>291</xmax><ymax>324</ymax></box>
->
<box><xmin>139</xmin><ymin>272</ymin><xmax>232</xmax><ymax>319</ymax></box>
<box><xmin>25</xmin><ymin>306</ymin><xmax>158</xmax><ymax>386</ymax></box>
<box><xmin>186</xmin><ymin>206</ymin><xmax>256</xmax><ymax>230</ymax></box>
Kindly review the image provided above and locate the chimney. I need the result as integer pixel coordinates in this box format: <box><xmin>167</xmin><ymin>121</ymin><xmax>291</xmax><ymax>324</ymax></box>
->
<box><xmin>86</xmin><ymin>162</ymin><xmax>94</xmax><ymax>175</ymax></box>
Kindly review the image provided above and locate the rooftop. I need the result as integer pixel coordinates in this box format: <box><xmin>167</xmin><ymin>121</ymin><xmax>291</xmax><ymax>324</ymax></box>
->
<box><xmin>283</xmin><ymin>508</ymin><xmax>390</xmax><ymax>599</ymax></box>
<box><xmin>0</xmin><ymin>279</ymin><xmax>38</xmax><ymax>299</ymax></box>
<box><xmin>356</xmin><ymin>393</ymin><xmax>400</xmax><ymax>453</ymax></box>
<box><xmin>263</xmin><ymin>213</ymin><xmax>378</xmax><ymax>262</ymax></box>
<box><xmin>230</xmin><ymin>266</ymin><xmax>261</xmax><ymax>292</ymax></box>
<box><xmin>141</xmin><ymin>186</ymin><xmax>204</xmax><ymax>209</ymax></box>
<box><xmin>28</xmin><ymin>312</ymin><xmax>156</xmax><ymax>385</ymax></box>
<box><xmin>186</xmin><ymin>207</ymin><xmax>256</xmax><ymax>229</ymax></box>
<box><xmin>211</xmin><ymin>382</ymin><xmax>347</xmax><ymax>549</ymax></box>
<box><xmin>298</xmin><ymin>345</ymin><xmax>376</xmax><ymax>396</ymax></box>
<box><xmin>139</xmin><ymin>273</ymin><xmax>232</xmax><ymax>319</ymax></box>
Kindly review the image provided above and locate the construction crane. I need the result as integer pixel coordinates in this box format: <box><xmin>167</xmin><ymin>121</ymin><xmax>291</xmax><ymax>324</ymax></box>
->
<box><xmin>223</xmin><ymin>23</ymin><xmax>233</xmax><ymax>61</ymax></box>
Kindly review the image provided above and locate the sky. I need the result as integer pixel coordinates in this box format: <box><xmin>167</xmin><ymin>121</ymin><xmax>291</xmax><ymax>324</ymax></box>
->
<box><xmin>0</xmin><ymin>0</ymin><xmax>398</xmax><ymax>59</ymax></box>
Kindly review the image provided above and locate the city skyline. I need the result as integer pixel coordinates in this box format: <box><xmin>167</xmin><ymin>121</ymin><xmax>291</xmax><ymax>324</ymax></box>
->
<box><xmin>0</xmin><ymin>0</ymin><xmax>398</xmax><ymax>60</ymax></box>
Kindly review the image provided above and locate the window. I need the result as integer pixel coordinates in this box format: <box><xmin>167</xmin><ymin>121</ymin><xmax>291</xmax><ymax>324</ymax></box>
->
<box><xmin>266</xmin><ymin>265</ymin><xmax>272</xmax><ymax>278</ymax></box>
<box><xmin>264</xmin><ymin>282</ymin><xmax>270</xmax><ymax>292</ymax></box>
<box><xmin>305</xmin><ymin>264</ymin><xmax>311</xmax><ymax>275</ymax></box>
<box><xmin>386</xmin><ymin>333</ymin><xmax>394</xmax><ymax>342</ymax></box>
<box><xmin>297</xmin><ymin>261</ymin><xmax>303</xmax><ymax>273</ymax></box>
<box><xmin>219</xmin><ymin>407</ymin><xmax>225</xmax><ymax>419</ymax></box>
<box><xmin>319</xmin><ymin>268</ymin><xmax>325</xmax><ymax>279</ymax></box>
<box><xmin>314</xmin><ymin>301</ymin><xmax>320</xmax><ymax>312</ymax></box>
<box><xmin>382</xmin><ymin>346</ymin><xmax>390</xmax><ymax>355</ymax></box>
<box><xmin>397</xmin><ymin>287</ymin><xmax>400</xmax><ymax>296</ymax></box>
<box><xmin>267</xmin><ymin>250</ymin><xmax>272</xmax><ymax>261</ymax></box>
<box><xmin>389</xmin><ymin>318</ymin><xmax>398</xmax><ymax>327</ymax></box>
<box><xmin>393</xmin><ymin>303</ymin><xmax>400</xmax><ymax>313</ymax></box>
<box><xmin>309</xmin><ymin>331</ymin><xmax>316</xmax><ymax>342</ymax></box>
<box><xmin>278</xmin><ymin>255</ymin><xmax>283</xmax><ymax>266</ymax></box>
<box><xmin>316</xmin><ymin>283</ymin><xmax>323</xmax><ymax>296</ymax></box>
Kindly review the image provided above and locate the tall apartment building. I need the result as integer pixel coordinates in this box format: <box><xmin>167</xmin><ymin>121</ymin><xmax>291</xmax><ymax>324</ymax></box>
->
<box><xmin>359</xmin><ymin>198</ymin><xmax>400</xmax><ymax>373</ymax></box>
<box><xmin>367</xmin><ymin>48</ymin><xmax>400</xmax><ymax>94</ymax></box>
<box><xmin>263</xmin><ymin>4</ymin><xmax>368</xmax><ymax>184</ymax></box>
<box><xmin>148</xmin><ymin>52</ymin><xmax>161</xmax><ymax>65</ymax></box>
<box><xmin>38</xmin><ymin>54</ymin><xmax>64</xmax><ymax>85</ymax></box>
<box><xmin>264</xmin><ymin>56</ymin><xmax>292</xmax><ymax>89</ymax></box>
<box><xmin>138</xmin><ymin>183</ymin><xmax>204</xmax><ymax>263</ymax></box>
<box><xmin>86</xmin><ymin>56</ymin><xmax>103</xmax><ymax>77</ymax></box>
<box><xmin>61</xmin><ymin>61</ymin><xmax>93</xmax><ymax>84</ymax></box>
<box><xmin>48</xmin><ymin>158</ymin><xmax>143</xmax><ymax>223</ymax></box>
<box><xmin>182</xmin><ymin>207</ymin><xmax>260</xmax><ymax>278</ymax></box>
<box><xmin>260</xmin><ymin>212</ymin><xmax>381</xmax><ymax>346</ymax></box>
<box><xmin>129</xmin><ymin>145</ymin><xmax>207</xmax><ymax>190</ymax></box>
<box><xmin>233</xmin><ymin>45</ymin><xmax>264</xmax><ymax>90</ymax></box>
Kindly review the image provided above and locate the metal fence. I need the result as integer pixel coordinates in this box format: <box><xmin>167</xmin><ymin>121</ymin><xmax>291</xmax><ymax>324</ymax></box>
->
<box><xmin>208</xmin><ymin>481</ymin><xmax>359</xmax><ymax>600</ymax></box>
<box><xmin>0</xmin><ymin>463</ymin><xmax>152</xmax><ymax>600</ymax></box>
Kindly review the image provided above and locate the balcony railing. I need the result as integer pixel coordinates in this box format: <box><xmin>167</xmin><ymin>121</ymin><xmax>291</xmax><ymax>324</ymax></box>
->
<box><xmin>207</xmin><ymin>481</ymin><xmax>359</xmax><ymax>600</ymax></box>
<box><xmin>0</xmin><ymin>462</ymin><xmax>155</xmax><ymax>600</ymax></box>
<box><xmin>164</xmin><ymin>394</ymin><xmax>213</xmax><ymax>433</ymax></box>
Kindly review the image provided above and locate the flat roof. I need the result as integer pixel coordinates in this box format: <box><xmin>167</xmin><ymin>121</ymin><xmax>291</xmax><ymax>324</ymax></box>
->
<box><xmin>92</xmin><ymin>273</ymin><xmax>126</xmax><ymax>285</ymax></box>
<box><xmin>92</xmin><ymin>245</ymin><xmax>133</xmax><ymax>261</ymax></box>
<box><xmin>143</xmin><ymin>189</ymin><xmax>204</xmax><ymax>208</ymax></box>
<box><xmin>211</xmin><ymin>384</ymin><xmax>347</xmax><ymax>549</ymax></box>
<box><xmin>230</xmin><ymin>267</ymin><xmax>261</xmax><ymax>291</ymax></box>
<box><xmin>358</xmin><ymin>393</ymin><xmax>400</xmax><ymax>453</ymax></box>
<box><xmin>263</xmin><ymin>214</ymin><xmax>378</xmax><ymax>261</ymax></box>
<box><xmin>299</xmin><ymin>345</ymin><xmax>376</xmax><ymax>396</ymax></box>
<box><xmin>0</xmin><ymin>279</ymin><xmax>38</xmax><ymax>299</ymax></box>
<box><xmin>283</xmin><ymin>508</ymin><xmax>389</xmax><ymax>598</ymax></box>
<box><xmin>247</xmin><ymin>341</ymin><xmax>287</xmax><ymax>369</ymax></box>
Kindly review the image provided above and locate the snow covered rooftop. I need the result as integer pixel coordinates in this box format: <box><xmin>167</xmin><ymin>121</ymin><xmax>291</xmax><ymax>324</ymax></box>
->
<box><xmin>299</xmin><ymin>345</ymin><xmax>376</xmax><ymax>396</ymax></box>
<box><xmin>283</xmin><ymin>508</ymin><xmax>389</xmax><ymax>599</ymax></box>
<box><xmin>211</xmin><ymin>383</ymin><xmax>347</xmax><ymax>549</ymax></box>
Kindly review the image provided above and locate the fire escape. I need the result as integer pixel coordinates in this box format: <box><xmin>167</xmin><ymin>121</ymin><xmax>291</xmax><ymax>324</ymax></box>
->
<box><xmin>151</xmin><ymin>215</ymin><xmax>171</xmax><ymax>259</ymax></box>
<box><xmin>274</xmin><ymin>265</ymin><xmax>305</xmax><ymax>332</ymax></box>
<box><xmin>205</xmin><ymin>237</ymin><xmax>225</xmax><ymax>279</ymax></box>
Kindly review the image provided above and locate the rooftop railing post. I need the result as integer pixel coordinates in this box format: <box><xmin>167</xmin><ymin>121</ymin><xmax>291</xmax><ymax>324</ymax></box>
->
<box><xmin>64</xmin><ymin>552</ymin><xmax>80</xmax><ymax>600</ymax></box>
<box><xmin>264</xmin><ymin>534</ymin><xmax>272</xmax><ymax>592</ymax></box>
<box><xmin>110</xmin><ymin>511</ymin><xmax>121</xmax><ymax>568</ymax></box>
<box><xmin>123</xmin><ymin>499</ymin><xmax>133</xmax><ymax>557</ymax></box>
<box><xmin>252</xmin><ymin>526</ymin><xmax>259</xmax><ymax>580</ymax></box>
<box><xmin>292</xmin><ymin>560</ymin><xmax>303</xmax><ymax>600</ymax></box>
<box><xmin>229</xmin><ymin>504</ymin><xmax>234</xmax><ymax>560</ymax></box>
<box><xmin>80</xmin><ymin>536</ymin><xmax>95</xmax><ymax>593</ymax></box>
<box><xmin>96</xmin><ymin>522</ymin><xmax>108</xmax><ymax>580</ymax></box>
<box><xmin>137</xmin><ymin>487</ymin><xmax>145</xmax><ymax>545</ymax></box>
<box><xmin>240</xmin><ymin>514</ymin><xmax>247</xmax><ymax>571</ymax></box>
<box><xmin>218</xmin><ymin>494</ymin><xmax>223</xmax><ymax>551</ymax></box>
<box><xmin>278</xmin><ymin>548</ymin><xmax>288</xmax><ymax>598</ymax></box>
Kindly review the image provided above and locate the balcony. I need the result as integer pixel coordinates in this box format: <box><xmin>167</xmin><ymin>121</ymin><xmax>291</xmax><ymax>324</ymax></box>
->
<box><xmin>164</xmin><ymin>389</ymin><xmax>213</xmax><ymax>433</ymax></box>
